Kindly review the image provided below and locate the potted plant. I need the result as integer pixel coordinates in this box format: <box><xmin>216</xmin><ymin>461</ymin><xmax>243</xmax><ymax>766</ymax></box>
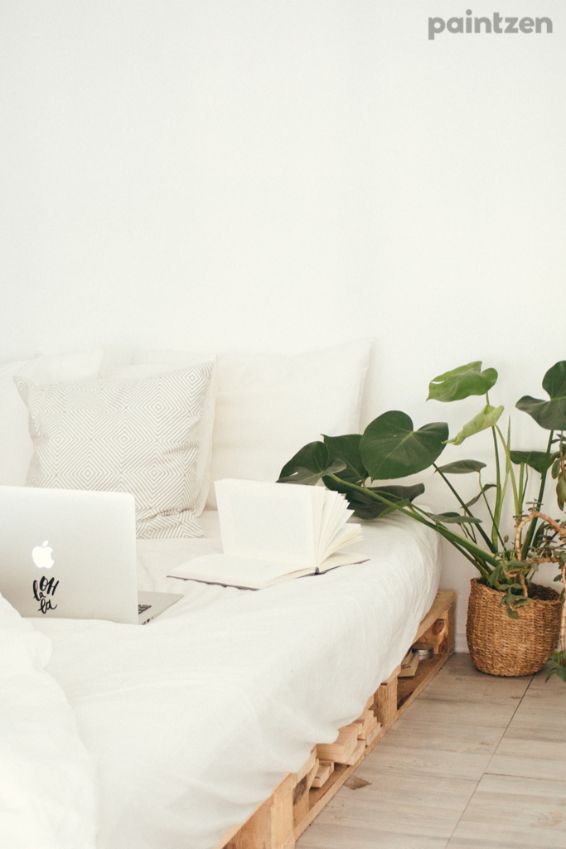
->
<box><xmin>279</xmin><ymin>361</ymin><xmax>566</xmax><ymax>680</ymax></box>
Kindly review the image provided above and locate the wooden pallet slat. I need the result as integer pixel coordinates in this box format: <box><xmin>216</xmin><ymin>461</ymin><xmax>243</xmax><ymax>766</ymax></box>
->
<box><xmin>310</xmin><ymin>760</ymin><xmax>334</xmax><ymax>789</ymax></box>
<box><xmin>224</xmin><ymin>774</ymin><xmax>296</xmax><ymax>849</ymax></box>
<box><xmin>375</xmin><ymin>667</ymin><xmax>399</xmax><ymax>730</ymax></box>
<box><xmin>363</xmin><ymin>721</ymin><xmax>382</xmax><ymax>748</ymax></box>
<box><xmin>353</xmin><ymin>707</ymin><xmax>380</xmax><ymax>741</ymax></box>
<box><xmin>294</xmin><ymin>749</ymin><xmax>317</xmax><ymax>785</ymax></box>
<box><xmin>399</xmin><ymin>650</ymin><xmax>420</xmax><ymax>678</ymax></box>
<box><xmin>316</xmin><ymin>723</ymin><xmax>360</xmax><ymax>764</ymax></box>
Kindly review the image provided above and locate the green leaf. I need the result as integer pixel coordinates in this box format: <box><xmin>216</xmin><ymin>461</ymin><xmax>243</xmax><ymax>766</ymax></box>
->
<box><xmin>509</xmin><ymin>450</ymin><xmax>556</xmax><ymax>476</ymax></box>
<box><xmin>323</xmin><ymin>434</ymin><xmax>366</xmax><ymax>480</ymax></box>
<box><xmin>426</xmin><ymin>511</ymin><xmax>483</xmax><ymax>525</ymax></box>
<box><xmin>428</xmin><ymin>361</ymin><xmax>498</xmax><ymax>402</ymax></box>
<box><xmin>448</xmin><ymin>404</ymin><xmax>504</xmax><ymax>446</ymax></box>
<box><xmin>374</xmin><ymin>483</ymin><xmax>425</xmax><ymax>504</ymax></box>
<box><xmin>357</xmin><ymin>483</ymin><xmax>425</xmax><ymax>518</ymax></box>
<box><xmin>436</xmin><ymin>459</ymin><xmax>486</xmax><ymax>474</ymax></box>
<box><xmin>324</xmin><ymin>479</ymin><xmax>424</xmax><ymax>519</ymax></box>
<box><xmin>360</xmin><ymin>411</ymin><xmax>448</xmax><ymax>479</ymax></box>
<box><xmin>517</xmin><ymin>396</ymin><xmax>566</xmax><ymax>430</ymax></box>
<box><xmin>546</xmin><ymin>650</ymin><xmax>566</xmax><ymax>682</ymax></box>
<box><xmin>543</xmin><ymin>361</ymin><xmax>566</xmax><ymax>398</ymax></box>
<box><xmin>278</xmin><ymin>441</ymin><xmax>344</xmax><ymax>484</ymax></box>
<box><xmin>464</xmin><ymin>484</ymin><xmax>496</xmax><ymax>509</ymax></box>
<box><xmin>516</xmin><ymin>361</ymin><xmax>566</xmax><ymax>430</ymax></box>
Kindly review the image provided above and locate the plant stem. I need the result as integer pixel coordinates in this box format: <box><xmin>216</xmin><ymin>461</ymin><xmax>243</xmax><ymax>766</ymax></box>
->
<box><xmin>327</xmin><ymin>473</ymin><xmax>498</xmax><ymax>572</ymax></box>
<box><xmin>407</xmin><ymin>500</ymin><xmax>491</xmax><ymax>578</ymax></box>
<box><xmin>433</xmin><ymin>464</ymin><xmax>495</xmax><ymax>551</ymax></box>
<box><xmin>433</xmin><ymin>464</ymin><xmax>477</xmax><ymax>542</ymax></box>
<box><xmin>522</xmin><ymin>429</ymin><xmax>554</xmax><ymax>558</ymax></box>
<box><xmin>478</xmin><ymin>472</ymin><xmax>506</xmax><ymax>551</ymax></box>
<box><xmin>491</xmin><ymin>424</ymin><xmax>504</xmax><ymax>550</ymax></box>
<box><xmin>522</xmin><ymin>465</ymin><xmax>530</xmax><ymax>506</ymax></box>
<box><xmin>496</xmin><ymin>421</ymin><xmax>520</xmax><ymax>517</ymax></box>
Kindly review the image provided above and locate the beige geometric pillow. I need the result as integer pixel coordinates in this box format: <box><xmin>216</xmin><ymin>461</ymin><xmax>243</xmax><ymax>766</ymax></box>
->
<box><xmin>15</xmin><ymin>364</ymin><xmax>214</xmax><ymax>539</ymax></box>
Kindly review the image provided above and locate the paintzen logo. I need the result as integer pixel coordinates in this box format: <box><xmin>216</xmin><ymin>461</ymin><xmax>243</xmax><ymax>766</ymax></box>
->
<box><xmin>429</xmin><ymin>10</ymin><xmax>553</xmax><ymax>40</ymax></box>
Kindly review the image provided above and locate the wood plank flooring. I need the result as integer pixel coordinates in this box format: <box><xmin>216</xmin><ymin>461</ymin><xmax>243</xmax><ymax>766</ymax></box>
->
<box><xmin>297</xmin><ymin>654</ymin><xmax>566</xmax><ymax>849</ymax></box>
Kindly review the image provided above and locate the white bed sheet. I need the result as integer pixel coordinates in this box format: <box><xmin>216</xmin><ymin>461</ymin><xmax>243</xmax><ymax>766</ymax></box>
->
<box><xmin>35</xmin><ymin>511</ymin><xmax>440</xmax><ymax>849</ymax></box>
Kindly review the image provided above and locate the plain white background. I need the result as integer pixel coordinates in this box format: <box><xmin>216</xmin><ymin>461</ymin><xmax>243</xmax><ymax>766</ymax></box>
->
<box><xmin>2</xmin><ymin>0</ymin><xmax>566</xmax><ymax>645</ymax></box>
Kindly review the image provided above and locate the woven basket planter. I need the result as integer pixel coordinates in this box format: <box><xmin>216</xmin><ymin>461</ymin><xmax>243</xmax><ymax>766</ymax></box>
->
<box><xmin>467</xmin><ymin>578</ymin><xmax>562</xmax><ymax>677</ymax></box>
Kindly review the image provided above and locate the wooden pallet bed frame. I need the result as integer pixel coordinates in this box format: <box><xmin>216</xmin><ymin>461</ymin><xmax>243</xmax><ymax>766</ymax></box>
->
<box><xmin>216</xmin><ymin>589</ymin><xmax>456</xmax><ymax>849</ymax></box>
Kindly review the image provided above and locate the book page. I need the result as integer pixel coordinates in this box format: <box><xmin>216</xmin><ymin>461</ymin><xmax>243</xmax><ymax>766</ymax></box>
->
<box><xmin>215</xmin><ymin>480</ymin><xmax>317</xmax><ymax>568</ymax></box>
<box><xmin>318</xmin><ymin>490</ymin><xmax>362</xmax><ymax>561</ymax></box>
<box><xmin>316</xmin><ymin>551</ymin><xmax>369</xmax><ymax>574</ymax></box>
<box><xmin>324</xmin><ymin>522</ymin><xmax>363</xmax><ymax>559</ymax></box>
<box><xmin>168</xmin><ymin>554</ymin><xmax>310</xmax><ymax>589</ymax></box>
<box><xmin>317</xmin><ymin>490</ymin><xmax>346</xmax><ymax>558</ymax></box>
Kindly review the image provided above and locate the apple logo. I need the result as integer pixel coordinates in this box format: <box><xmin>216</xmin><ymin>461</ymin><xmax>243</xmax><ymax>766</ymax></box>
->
<box><xmin>32</xmin><ymin>540</ymin><xmax>55</xmax><ymax>570</ymax></box>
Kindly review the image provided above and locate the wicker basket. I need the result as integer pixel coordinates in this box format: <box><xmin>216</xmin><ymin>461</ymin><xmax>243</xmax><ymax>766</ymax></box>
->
<box><xmin>467</xmin><ymin>578</ymin><xmax>562</xmax><ymax>677</ymax></box>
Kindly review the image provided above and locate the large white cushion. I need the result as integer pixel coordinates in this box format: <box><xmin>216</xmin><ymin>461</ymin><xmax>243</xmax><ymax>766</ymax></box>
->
<box><xmin>0</xmin><ymin>593</ymin><xmax>96</xmax><ymax>849</ymax></box>
<box><xmin>208</xmin><ymin>340</ymin><xmax>372</xmax><ymax>507</ymax></box>
<box><xmin>15</xmin><ymin>364</ymin><xmax>214</xmax><ymax>539</ymax></box>
<box><xmin>0</xmin><ymin>350</ymin><xmax>103</xmax><ymax>486</ymax></box>
<box><xmin>109</xmin><ymin>349</ymin><xmax>216</xmax><ymax>516</ymax></box>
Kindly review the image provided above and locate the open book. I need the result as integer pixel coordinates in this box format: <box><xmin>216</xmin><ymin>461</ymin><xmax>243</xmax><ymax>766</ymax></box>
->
<box><xmin>168</xmin><ymin>479</ymin><xmax>365</xmax><ymax>589</ymax></box>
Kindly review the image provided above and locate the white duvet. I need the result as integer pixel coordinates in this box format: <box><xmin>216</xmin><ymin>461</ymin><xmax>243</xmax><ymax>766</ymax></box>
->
<box><xmin>0</xmin><ymin>594</ymin><xmax>96</xmax><ymax>849</ymax></box>
<box><xmin>8</xmin><ymin>512</ymin><xmax>439</xmax><ymax>849</ymax></box>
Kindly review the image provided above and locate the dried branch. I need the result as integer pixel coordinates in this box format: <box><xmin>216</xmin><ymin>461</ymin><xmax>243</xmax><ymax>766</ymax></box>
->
<box><xmin>514</xmin><ymin>510</ymin><xmax>566</xmax><ymax>653</ymax></box>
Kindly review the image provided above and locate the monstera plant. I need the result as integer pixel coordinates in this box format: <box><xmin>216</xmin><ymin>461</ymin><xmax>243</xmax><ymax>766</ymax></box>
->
<box><xmin>279</xmin><ymin>361</ymin><xmax>566</xmax><ymax>680</ymax></box>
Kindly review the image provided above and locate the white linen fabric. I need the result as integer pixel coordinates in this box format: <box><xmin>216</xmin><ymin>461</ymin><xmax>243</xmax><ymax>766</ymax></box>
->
<box><xmin>0</xmin><ymin>592</ymin><xmax>96</xmax><ymax>849</ymax></box>
<box><xmin>108</xmin><ymin>349</ymin><xmax>217</xmax><ymax>517</ymax></box>
<box><xmin>207</xmin><ymin>340</ymin><xmax>373</xmax><ymax>507</ymax></box>
<box><xmin>0</xmin><ymin>350</ymin><xmax>103</xmax><ymax>486</ymax></box>
<box><xmin>36</xmin><ymin>511</ymin><xmax>440</xmax><ymax>849</ymax></box>
<box><xmin>15</xmin><ymin>364</ymin><xmax>214</xmax><ymax>538</ymax></box>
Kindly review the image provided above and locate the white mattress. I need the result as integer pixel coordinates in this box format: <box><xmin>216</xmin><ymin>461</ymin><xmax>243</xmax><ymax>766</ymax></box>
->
<box><xmin>35</xmin><ymin>511</ymin><xmax>440</xmax><ymax>849</ymax></box>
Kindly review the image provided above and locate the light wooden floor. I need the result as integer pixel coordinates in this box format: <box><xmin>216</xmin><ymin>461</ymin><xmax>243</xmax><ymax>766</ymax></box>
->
<box><xmin>297</xmin><ymin>653</ymin><xmax>566</xmax><ymax>849</ymax></box>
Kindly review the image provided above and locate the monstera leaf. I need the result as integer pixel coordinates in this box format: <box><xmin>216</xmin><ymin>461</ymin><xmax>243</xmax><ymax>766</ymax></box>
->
<box><xmin>325</xmin><ymin>477</ymin><xmax>425</xmax><ymax>519</ymax></box>
<box><xmin>516</xmin><ymin>361</ymin><xmax>566</xmax><ymax>430</ymax></box>
<box><xmin>428</xmin><ymin>361</ymin><xmax>498</xmax><ymax>402</ymax></box>
<box><xmin>278</xmin><ymin>441</ymin><xmax>344</xmax><ymax>484</ymax></box>
<box><xmin>322</xmin><ymin>434</ymin><xmax>367</xmax><ymax>480</ymax></box>
<box><xmin>509</xmin><ymin>450</ymin><xmax>557</xmax><ymax>476</ymax></box>
<box><xmin>360</xmin><ymin>411</ymin><xmax>448</xmax><ymax>479</ymax></box>
<box><xmin>448</xmin><ymin>404</ymin><xmax>504</xmax><ymax>446</ymax></box>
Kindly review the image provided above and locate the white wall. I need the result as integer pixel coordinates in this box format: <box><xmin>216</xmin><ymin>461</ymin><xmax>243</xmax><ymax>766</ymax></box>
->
<box><xmin>2</xmin><ymin>1</ymin><xmax>566</xmax><ymax>647</ymax></box>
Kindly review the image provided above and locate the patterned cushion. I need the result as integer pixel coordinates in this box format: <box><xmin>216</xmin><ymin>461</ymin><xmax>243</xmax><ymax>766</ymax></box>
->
<box><xmin>15</xmin><ymin>365</ymin><xmax>214</xmax><ymax>539</ymax></box>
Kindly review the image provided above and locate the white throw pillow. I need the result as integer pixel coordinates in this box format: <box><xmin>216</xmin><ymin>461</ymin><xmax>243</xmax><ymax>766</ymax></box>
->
<box><xmin>16</xmin><ymin>364</ymin><xmax>214</xmax><ymax>539</ymax></box>
<box><xmin>108</xmin><ymin>349</ymin><xmax>216</xmax><ymax>516</ymax></box>
<box><xmin>0</xmin><ymin>350</ymin><xmax>103</xmax><ymax>486</ymax></box>
<box><xmin>207</xmin><ymin>340</ymin><xmax>373</xmax><ymax>507</ymax></box>
<box><xmin>0</xmin><ymin>593</ymin><xmax>96</xmax><ymax>849</ymax></box>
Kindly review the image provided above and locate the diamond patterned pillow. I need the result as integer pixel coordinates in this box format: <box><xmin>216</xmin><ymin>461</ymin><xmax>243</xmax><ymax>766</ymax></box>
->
<box><xmin>15</xmin><ymin>364</ymin><xmax>214</xmax><ymax>539</ymax></box>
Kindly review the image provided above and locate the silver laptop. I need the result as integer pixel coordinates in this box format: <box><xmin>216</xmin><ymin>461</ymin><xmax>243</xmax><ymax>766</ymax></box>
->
<box><xmin>0</xmin><ymin>486</ymin><xmax>182</xmax><ymax>625</ymax></box>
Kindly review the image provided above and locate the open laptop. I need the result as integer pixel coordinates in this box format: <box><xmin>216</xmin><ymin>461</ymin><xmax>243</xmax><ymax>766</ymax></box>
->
<box><xmin>0</xmin><ymin>486</ymin><xmax>182</xmax><ymax>624</ymax></box>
